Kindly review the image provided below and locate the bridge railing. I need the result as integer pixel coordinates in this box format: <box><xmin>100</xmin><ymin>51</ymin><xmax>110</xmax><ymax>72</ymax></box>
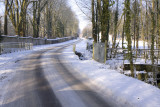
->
<box><xmin>0</xmin><ymin>35</ymin><xmax>77</xmax><ymax>55</ymax></box>
<box><xmin>107</xmin><ymin>48</ymin><xmax>160</xmax><ymax>62</ymax></box>
<box><xmin>0</xmin><ymin>42</ymin><xmax>33</xmax><ymax>54</ymax></box>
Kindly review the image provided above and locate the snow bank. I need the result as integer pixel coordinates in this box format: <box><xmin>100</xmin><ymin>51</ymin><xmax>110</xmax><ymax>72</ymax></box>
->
<box><xmin>62</xmin><ymin>40</ymin><xmax>160</xmax><ymax>107</ymax></box>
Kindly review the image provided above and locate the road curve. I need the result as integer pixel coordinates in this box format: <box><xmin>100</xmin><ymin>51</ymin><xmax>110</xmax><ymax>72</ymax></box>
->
<box><xmin>1</xmin><ymin>41</ymin><xmax>110</xmax><ymax>107</ymax></box>
<box><xmin>1</xmin><ymin>47</ymin><xmax>62</xmax><ymax>107</ymax></box>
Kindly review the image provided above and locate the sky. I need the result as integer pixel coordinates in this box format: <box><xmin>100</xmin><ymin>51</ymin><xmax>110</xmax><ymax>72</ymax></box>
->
<box><xmin>0</xmin><ymin>2</ymin><xmax>4</xmax><ymax>15</ymax></box>
<box><xmin>68</xmin><ymin>0</ymin><xmax>90</xmax><ymax>32</ymax></box>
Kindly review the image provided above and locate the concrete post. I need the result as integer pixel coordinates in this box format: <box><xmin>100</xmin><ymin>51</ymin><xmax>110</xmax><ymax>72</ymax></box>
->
<box><xmin>92</xmin><ymin>42</ymin><xmax>95</xmax><ymax>60</ymax></box>
<box><xmin>104</xmin><ymin>40</ymin><xmax>107</xmax><ymax>63</ymax></box>
<box><xmin>73</xmin><ymin>44</ymin><xmax>76</xmax><ymax>53</ymax></box>
<box><xmin>0</xmin><ymin>44</ymin><xmax>2</xmax><ymax>54</ymax></box>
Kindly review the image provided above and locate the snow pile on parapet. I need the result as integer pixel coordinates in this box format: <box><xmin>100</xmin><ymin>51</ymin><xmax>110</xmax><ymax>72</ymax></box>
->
<box><xmin>62</xmin><ymin>40</ymin><xmax>160</xmax><ymax>107</ymax></box>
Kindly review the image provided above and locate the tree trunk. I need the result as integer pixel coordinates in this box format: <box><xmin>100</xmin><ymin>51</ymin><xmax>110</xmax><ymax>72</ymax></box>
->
<box><xmin>7</xmin><ymin>0</ymin><xmax>28</xmax><ymax>37</ymax></box>
<box><xmin>33</xmin><ymin>2</ymin><xmax>37</xmax><ymax>38</ymax></box>
<box><xmin>0</xmin><ymin>17</ymin><xmax>1</xmax><ymax>36</ymax></box>
<box><xmin>112</xmin><ymin>0</ymin><xmax>119</xmax><ymax>50</ymax></box>
<box><xmin>145</xmin><ymin>1</ymin><xmax>150</xmax><ymax>49</ymax></box>
<box><xmin>151</xmin><ymin>0</ymin><xmax>155</xmax><ymax>65</ymax></box>
<box><xmin>4</xmin><ymin>0</ymin><xmax>8</xmax><ymax>35</ymax></box>
<box><xmin>92</xmin><ymin>0</ymin><xmax>97</xmax><ymax>42</ymax></box>
<box><xmin>101</xmin><ymin>0</ymin><xmax>110</xmax><ymax>43</ymax></box>
<box><xmin>122</xmin><ymin>15</ymin><xmax>125</xmax><ymax>49</ymax></box>
<box><xmin>22</xmin><ymin>9</ymin><xmax>27</xmax><ymax>37</ymax></box>
<box><xmin>36</xmin><ymin>0</ymin><xmax>41</xmax><ymax>38</ymax></box>
<box><xmin>97</xmin><ymin>0</ymin><xmax>102</xmax><ymax>42</ymax></box>
<box><xmin>140</xmin><ymin>0</ymin><xmax>145</xmax><ymax>50</ymax></box>
<box><xmin>156</xmin><ymin>0</ymin><xmax>160</xmax><ymax>56</ymax></box>
<box><xmin>125</xmin><ymin>0</ymin><xmax>134</xmax><ymax>77</ymax></box>
<box><xmin>96</xmin><ymin>1</ymin><xmax>99</xmax><ymax>42</ymax></box>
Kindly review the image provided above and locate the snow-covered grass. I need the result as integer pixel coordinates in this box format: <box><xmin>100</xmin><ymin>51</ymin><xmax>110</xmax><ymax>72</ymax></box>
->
<box><xmin>62</xmin><ymin>39</ymin><xmax>160</xmax><ymax>107</ymax></box>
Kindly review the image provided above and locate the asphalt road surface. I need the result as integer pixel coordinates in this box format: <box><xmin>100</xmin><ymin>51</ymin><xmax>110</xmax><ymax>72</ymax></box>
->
<box><xmin>1</xmin><ymin>41</ymin><xmax>111</xmax><ymax>107</ymax></box>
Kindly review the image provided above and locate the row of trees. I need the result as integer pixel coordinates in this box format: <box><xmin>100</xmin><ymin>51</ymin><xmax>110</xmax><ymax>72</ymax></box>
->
<box><xmin>1</xmin><ymin>0</ymin><xmax>79</xmax><ymax>38</ymax></box>
<box><xmin>92</xmin><ymin>0</ymin><xmax>160</xmax><ymax>76</ymax></box>
<box><xmin>90</xmin><ymin>0</ymin><xmax>134</xmax><ymax>76</ymax></box>
<box><xmin>82</xmin><ymin>24</ymin><xmax>92</xmax><ymax>38</ymax></box>
<box><xmin>90</xmin><ymin>0</ymin><xmax>160</xmax><ymax>77</ymax></box>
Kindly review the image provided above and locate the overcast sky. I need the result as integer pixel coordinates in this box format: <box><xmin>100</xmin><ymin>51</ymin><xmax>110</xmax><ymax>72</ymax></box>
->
<box><xmin>68</xmin><ymin>0</ymin><xmax>90</xmax><ymax>31</ymax></box>
<box><xmin>0</xmin><ymin>2</ymin><xmax>4</xmax><ymax>15</ymax></box>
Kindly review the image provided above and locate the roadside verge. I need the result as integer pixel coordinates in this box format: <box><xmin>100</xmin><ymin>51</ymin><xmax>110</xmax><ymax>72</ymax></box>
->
<box><xmin>61</xmin><ymin>40</ymin><xmax>160</xmax><ymax>107</ymax></box>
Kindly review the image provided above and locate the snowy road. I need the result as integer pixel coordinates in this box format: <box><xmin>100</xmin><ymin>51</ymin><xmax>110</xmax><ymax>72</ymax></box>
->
<box><xmin>1</xmin><ymin>41</ymin><xmax>110</xmax><ymax>107</ymax></box>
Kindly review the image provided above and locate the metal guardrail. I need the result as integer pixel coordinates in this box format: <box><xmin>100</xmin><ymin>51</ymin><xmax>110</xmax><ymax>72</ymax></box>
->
<box><xmin>0</xmin><ymin>42</ymin><xmax>33</xmax><ymax>54</ymax></box>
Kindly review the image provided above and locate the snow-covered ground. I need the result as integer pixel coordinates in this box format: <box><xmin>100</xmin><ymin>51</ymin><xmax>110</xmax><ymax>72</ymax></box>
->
<box><xmin>1</xmin><ymin>38</ymin><xmax>160</xmax><ymax>107</ymax></box>
<box><xmin>0</xmin><ymin>39</ymin><xmax>78</xmax><ymax>104</ymax></box>
<box><xmin>62</xmin><ymin>39</ymin><xmax>160</xmax><ymax>107</ymax></box>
